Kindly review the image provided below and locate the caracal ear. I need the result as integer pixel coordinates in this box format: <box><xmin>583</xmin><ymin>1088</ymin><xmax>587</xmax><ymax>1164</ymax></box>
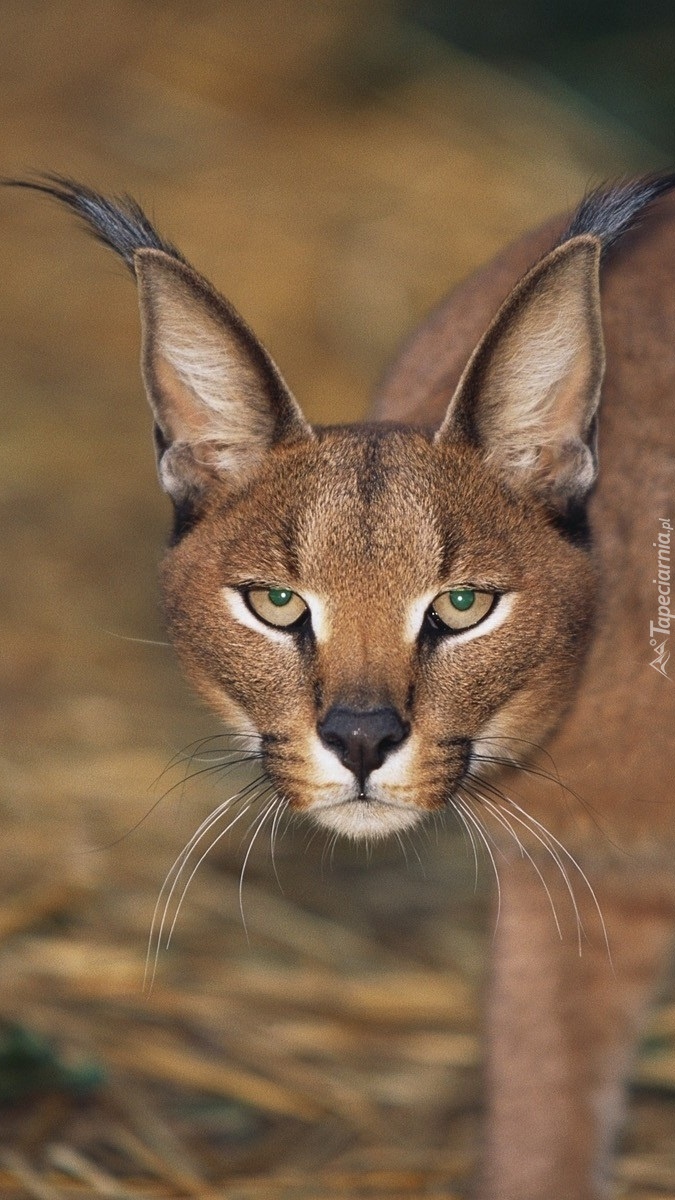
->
<box><xmin>135</xmin><ymin>248</ymin><xmax>313</xmax><ymax>504</ymax></box>
<box><xmin>436</xmin><ymin>236</ymin><xmax>604</xmax><ymax>510</ymax></box>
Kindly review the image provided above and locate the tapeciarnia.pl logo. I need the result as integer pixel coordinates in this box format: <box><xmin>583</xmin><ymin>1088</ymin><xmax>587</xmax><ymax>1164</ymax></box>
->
<box><xmin>650</xmin><ymin>517</ymin><xmax>673</xmax><ymax>680</ymax></box>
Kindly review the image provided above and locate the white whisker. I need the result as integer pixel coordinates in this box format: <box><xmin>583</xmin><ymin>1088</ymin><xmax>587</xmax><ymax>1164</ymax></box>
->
<box><xmin>492</xmin><ymin>797</ymin><xmax>582</xmax><ymax>953</ymax></box>
<box><xmin>453</xmin><ymin>799</ymin><xmax>481</xmax><ymax>889</ymax></box>
<box><xmin>239</xmin><ymin>793</ymin><xmax>280</xmax><ymax>939</ymax></box>
<box><xmin>394</xmin><ymin>828</ymin><xmax>411</xmax><ymax>869</ymax></box>
<box><xmin>469</xmin><ymin>776</ymin><xmax>584</xmax><ymax>953</ymax></box>
<box><xmin>269</xmin><ymin>794</ymin><xmax>289</xmax><ymax>891</ymax></box>
<box><xmin>147</xmin><ymin>798</ymin><xmax>255</xmax><ymax>990</ymax></box>
<box><xmin>144</xmin><ymin>777</ymin><xmax>264</xmax><ymax>991</ymax></box>
<box><xmin>165</xmin><ymin>798</ymin><xmax>262</xmax><ymax>950</ymax></box>
<box><xmin>504</xmin><ymin>795</ymin><xmax>612</xmax><ymax>966</ymax></box>
<box><xmin>454</xmin><ymin>794</ymin><xmax>502</xmax><ymax>932</ymax></box>
<box><xmin>477</xmin><ymin>793</ymin><xmax>563</xmax><ymax>940</ymax></box>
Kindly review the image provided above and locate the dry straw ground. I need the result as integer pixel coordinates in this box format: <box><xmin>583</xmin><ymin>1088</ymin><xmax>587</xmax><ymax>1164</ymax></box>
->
<box><xmin>1</xmin><ymin>2</ymin><xmax>675</xmax><ymax>1196</ymax></box>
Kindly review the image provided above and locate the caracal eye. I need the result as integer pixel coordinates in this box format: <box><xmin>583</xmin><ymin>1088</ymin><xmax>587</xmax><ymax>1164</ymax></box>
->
<box><xmin>430</xmin><ymin>588</ymin><xmax>495</xmax><ymax>631</ymax></box>
<box><xmin>244</xmin><ymin>586</ymin><xmax>309</xmax><ymax>629</ymax></box>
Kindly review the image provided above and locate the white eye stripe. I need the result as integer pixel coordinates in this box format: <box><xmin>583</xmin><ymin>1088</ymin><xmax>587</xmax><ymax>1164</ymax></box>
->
<box><xmin>300</xmin><ymin>590</ymin><xmax>329</xmax><ymax>642</ymax></box>
<box><xmin>405</xmin><ymin>592</ymin><xmax>437</xmax><ymax>643</ymax></box>
<box><xmin>223</xmin><ymin>587</ymin><xmax>330</xmax><ymax>643</ymax></box>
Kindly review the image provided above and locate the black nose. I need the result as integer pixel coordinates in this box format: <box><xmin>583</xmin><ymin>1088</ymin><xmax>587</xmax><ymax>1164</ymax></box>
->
<box><xmin>318</xmin><ymin>705</ymin><xmax>409</xmax><ymax>792</ymax></box>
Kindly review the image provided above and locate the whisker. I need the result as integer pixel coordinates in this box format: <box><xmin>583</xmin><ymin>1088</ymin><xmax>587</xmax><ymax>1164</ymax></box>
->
<box><xmin>451</xmin><ymin>799</ymin><xmax>481</xmax><ymax>889</ymax></box>
<box><xmin>472</xmin><ymin>734</ymin><xmax>560</xmax><ymax>775</ymax></box>
<box><xmin>471</xmin><ymin>750</ymin><xmax>596</xmax><ymax>817</ymax></box>
<box><xmin>93</xmin><ymin>746</ymin><xmax>262</xmax><ymax>852</ymax></box>
<box><xmin>152</xmin><ymin>753</ymin><xmax>262</xmax><ymax>802</ymax></box>
<box><xmin>164</xmin><ymin>779</ymin><xmax>272</xmax><ymax>948</ymax></box>
<box><xmin>156</xmin><ymin>731</ymin><xmax>262</xmax><ymax>782</ymax></box>
<box><xmin>144</xmin><ymin>775</ymin><xmax>266</xmax><ymax>991</ymax></box>
<box><xmin>466</xmin><ymin>774</ymin><xmax>584</xmax><ymax>954</ymax></box>
<box><xmin>163</xmin><ymin>800</ymin><xmax>258</xmax><ymax>956</ymax></box>
<box><xmin>471</xmin><ymin>790</ymin><xmax>563</xmax><ymax>940</ymax></box>
<box><xmin>145</xmin><ymin>796</ymin><xmax>253</xmax><ymax>993</ymax></box>
<box><xmin>171</xmin><ymin>774</ymin><xmax>266</xmax><ymax>877</ymax></box>
<box><xmin>269</xmin><ymin>794</ymin><xmax>289</xmax><ymax>892</ymax></box>
<box><xmin>430</xmin><ymin>807</ymin><xmax>443</xmax><ymax>848</ymax></box>
<box><xmin>238</xmin><ymin>792</ymin><xmax>281</xmax><ymax>939</ymax></box>
<box><xmin>301</xmin><ymin>819</ymin><xmax>324</xmax><ymax>863</ymax></box>
<box><xmin>504</xmin><ymin>792</ymin><xmax>612</xmax><ymax>967</ymax></box>
<box><xmin>237</xmin><ymin>789</ymin><xmax>277</xmax><ymax>851</ymax></box>
<box><xmin>473</xmin><ymin>751</ymin><xmax>570</xmax><ymax>792</ymax></box>
<box><xmin>101</xmin><ymin>628</ymin><xmax>172</xmax><ymax>647</ymax></box>
<box><xmin>466</xmin><ymin>772</ymin><xmax>612</xmax><ymax>965</ymax></box>
<box><xmin>454</xmin><ymin>794</ymin><xmax>502</xmax><ymax>932</ymax></box>
<box><xmin>321</xmin><ymin>828</ymin><xmax>339</xmax><ymax>873</ymax></box>
<box><xmin>170</xmin><ymin>740</ymin><xmax>262</xmax><ymax>770</ymax></box>
<box><xmin>394</xmin><ymin>828</ymin><xmax>411</xmax><ymax>869</ymax></box>
<box><xmin>470</xmin><ymin>736</ymin><xmax>613</xmax><ymax>843</ymax></box>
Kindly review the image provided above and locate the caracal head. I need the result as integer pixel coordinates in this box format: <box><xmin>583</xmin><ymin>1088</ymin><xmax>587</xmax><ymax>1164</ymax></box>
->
<box><xmin>128</xmin><ymin>234</ymin><xmax>603</xmax><ymax>841</ymax></box>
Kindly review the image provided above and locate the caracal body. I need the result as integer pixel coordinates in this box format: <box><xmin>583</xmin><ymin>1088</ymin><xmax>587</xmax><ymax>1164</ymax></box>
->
<box><xmin>17</xmin><ymin>173</ymin><xmax>675</xmax><ymax>1199</ymax></box>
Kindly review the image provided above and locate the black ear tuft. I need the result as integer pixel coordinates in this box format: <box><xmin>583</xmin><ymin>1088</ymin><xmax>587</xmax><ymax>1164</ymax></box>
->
<box><xmin>560</xmin><ymin>171</ymin><xmax>675</xmax><ymax>257</ymax></box>
<box><xmin>4</xmin><ymin>172</ymin><xmax>185</xmax><ymax>273</ymax></box>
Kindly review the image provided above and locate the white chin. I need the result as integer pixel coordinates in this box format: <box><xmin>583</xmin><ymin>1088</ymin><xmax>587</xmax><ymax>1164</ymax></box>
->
<box><xmin>311</xmin><ymin>798</ymin><xmax>423</xmax><ymax>842</ymax></box>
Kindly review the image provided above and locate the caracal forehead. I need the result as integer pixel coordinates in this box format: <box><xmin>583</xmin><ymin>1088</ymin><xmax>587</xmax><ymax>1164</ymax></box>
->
<box><xmin>288</xmin><ymin>426</ymin><xmax>524</xmax><ymax>594</ymax></box>
<box><xmin>217</xmin><ymin>425</ymin><xmax>526</xmax><ymax>594</ymax></box>
<box><xmin>296</xmin><ymin>428</ymin><xmax>443</xmax><ymax>592</ymax></box>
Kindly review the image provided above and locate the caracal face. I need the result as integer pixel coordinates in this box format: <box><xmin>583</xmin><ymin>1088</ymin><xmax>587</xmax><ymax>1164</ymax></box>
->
<box><xmin>162</xmin><ymin>426</ymin><xmax>596</xmax><ymax>840</ymax></box>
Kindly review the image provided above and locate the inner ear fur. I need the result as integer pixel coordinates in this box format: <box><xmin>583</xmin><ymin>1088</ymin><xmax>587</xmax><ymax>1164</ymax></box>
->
<box><xmin>436</xmin><ymin>236</ymin><xmax>605</xmax><ymax>509</ymax></box>
<box><xmin>135</xmin><ymin>249</ymin><xmax>313</xmax><ymax>503</ymax></box>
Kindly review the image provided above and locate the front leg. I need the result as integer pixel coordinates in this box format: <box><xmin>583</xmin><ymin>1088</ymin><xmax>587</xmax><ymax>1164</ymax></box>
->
<box><xmin>479</xmin><ymin>858</ymin><xmax>674</xmax><ymax>1200</ymax></box>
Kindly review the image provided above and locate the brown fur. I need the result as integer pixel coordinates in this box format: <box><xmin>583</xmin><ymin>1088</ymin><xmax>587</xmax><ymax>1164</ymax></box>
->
<box><xmin>21</xmin><ymin>175</ymin><xmax>675</xmax><ymax>1198</ymax></box>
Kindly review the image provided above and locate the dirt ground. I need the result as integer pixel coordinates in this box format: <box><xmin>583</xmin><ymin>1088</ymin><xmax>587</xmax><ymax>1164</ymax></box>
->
<box><xmin>1</xmin><ymin>2</ymin><xmax>674</xmax><ymax>1197</ymax></box>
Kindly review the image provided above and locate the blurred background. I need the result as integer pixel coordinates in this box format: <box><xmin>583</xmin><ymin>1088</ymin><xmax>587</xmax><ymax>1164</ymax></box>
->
<box><xmin>2</xmin><ymin>2</ymin><xmax>675</xmax><ymax>1197</ymax></box>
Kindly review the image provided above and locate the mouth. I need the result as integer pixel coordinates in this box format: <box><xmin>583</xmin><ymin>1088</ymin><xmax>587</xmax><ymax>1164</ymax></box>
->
<box><xmin>309</xmin><ymin>791</ymin><xmax>424</xmax><ymax>841</ymax></box>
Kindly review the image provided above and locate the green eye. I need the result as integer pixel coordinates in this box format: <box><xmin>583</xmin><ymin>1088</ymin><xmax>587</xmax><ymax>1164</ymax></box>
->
<box><xmin>245</xmin><ymin>586</ymin><xmax>309</xmax><ymax>629</ymax></box>
<box><xmin>268</xmin><ymin>587</ymin><xmax>293</xmax><ymax>607</ymax></box>
<box><xmin>448</xmin><ymin>589</ymin><xmax>475</xmax><ymax>611</ymax></box>
<box><xmin>430</xmin><ymin>588</ymin><xmax>495</xmax><ymax>632</ymax></box>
